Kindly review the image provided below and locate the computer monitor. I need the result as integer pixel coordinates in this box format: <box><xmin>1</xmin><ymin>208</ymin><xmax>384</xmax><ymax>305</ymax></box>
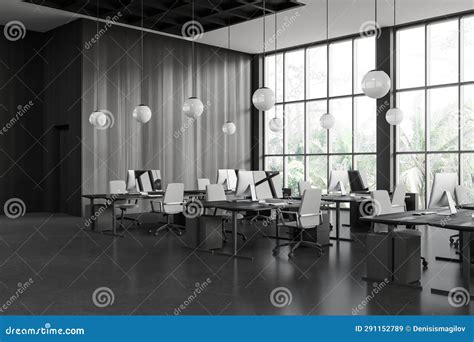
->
<box><xmin>328</xmin><ymin>170</ymin><xmax>349</xmax><ymax>194</ymax></box>
<box><xmin>348</xmin><ymin>170</ymin><xmax>369</xmax><ymax>192</ymax></box>
<box><xmin>134</xmin><ymin>170</ymin><xmax>162</xmax><ymax>192</ymax></box>
<box><xmin>216</xmin><ymin>169</ymin><xmax>238</xmax><ymax>191</ymax></box>
<box><xmin>235</xmin><ymin>171</ymin><xmax>255</xmax><ymax>198</ymax></box>
<box><xmin>428</xmin><ymin>173</ymin><xmax>457</xmax><ymax>208</ymax></box>
<box><xmin>446</xmin><ymin>191</ymin><xmax>458</xmax><ymax>214</ymax></box>
<box><xmin>126</xmin><ymin>170</ymin><xmax>137</xmax><ymax>192</ymax></box>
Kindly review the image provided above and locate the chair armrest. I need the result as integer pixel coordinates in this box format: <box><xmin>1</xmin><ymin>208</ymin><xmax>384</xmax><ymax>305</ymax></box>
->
<box><xmin>299</xmin><ymin>212</ymin><xmax>322</xmax><ymax>218</ymax></box>
<box><xmin>164</xmin><ymin>201</ymin><xmax>185</xmax><ymax>205</ymax></box>
<box><xmin>279</xmin><ymin>210</ymin><xmax>298</xmax><ymax>215</ymax></box>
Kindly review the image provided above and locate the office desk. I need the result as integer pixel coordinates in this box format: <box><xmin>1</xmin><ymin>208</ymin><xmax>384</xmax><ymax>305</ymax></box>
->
<box><xmin>201</xmin><ymin>200</ymin><xmax>300</xmax><ymax>260</ymax></box>
<box><xmin>362</xmin><ymin>209</ymin><xmax>474</xmax><ymax>300</ymax></box>
<box><xmin>321</xmin><ymin>194</ymin><xmax>370</xmax><ymax>242</ymax></box>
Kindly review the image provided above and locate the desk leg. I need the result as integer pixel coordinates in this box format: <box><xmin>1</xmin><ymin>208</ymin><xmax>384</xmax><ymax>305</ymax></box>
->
<box><xmin>462</xmin><ymin>231</ymin><xmax>471</xmax><ymax>293</ymax></box>
<box><xmin>431</xmin><ymin>231</ymin><xmax>473</xmax><ymax>302</ymax></box>
<box><xmin>330</xmin><ymin>202</ymin><xmax>354</xmax><ymax>242</ymax></box>
<box><xmin>90</xmin><ymin>198</ymin><xmax>95</xmax><ymax>231</ymax></box>
<box><xmin>101</xmin><ymin>200</ymin><xmax>125</xmax><ymax>238</ymax></box>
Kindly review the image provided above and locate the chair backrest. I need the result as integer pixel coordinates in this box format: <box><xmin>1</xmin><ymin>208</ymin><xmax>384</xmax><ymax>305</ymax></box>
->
<box><xmin>391</xmin><ymin>183</ymin><xmax>407</xmax><ymax>207</ymax></box>
<box><xmin>298</xmin><ymin>181</ymin><xmax>312</xmax><ymax>196</ymax></box>
<box><xmin>455</xmin><ymin>185</ymin><xmax>472</xmax><ymax>206</ymax></box>
<box><xmin>253</xmin><ymin>171</ymin><xmax>273</xmax><ymax>200</ymax></box>
<box><xmin>109</xmin><ymin>180</ymin><xmax>126</xmax><ymax>194</ymax></box>
<box><xmin>298</xmin><ymin>188</ymin><xmax>322</xmax><ymax>228</ymax></box>
<box><xmin>328</xmin><ymin>170</ymin><xmax>349</xmax><ymax>193</ymax></box>
<box><xmin>197</xmin><ymin>178</ymin><xmax>210</xmax><ymax>191</ymax></box>
<box><xmin>371</xmin><ymin>190</ymin><xmax>393</xmax><ymax>216</ymax></box>
<box><xmin>163</xmin><ymin>183</ymin><xmax>184</xmax><ymax>213</ymax></box>
<box><xmin>126</xmin><ymin>170</ymin><xmax>136</xmax><ymax>191</ymax></box>
<box><xmin>428</xmin><ymin>172</ymin><xmax>457</xmax><ymax>208</ymax></box>
<box><xmin>206</xmin><ymin>184</ymin><xmax>227</xmax><ymax>202</ymax></box>
<box><xmin>216</xmin><ymin>169</ymin><xmax>238</xmax><ymax>190</ymax></box>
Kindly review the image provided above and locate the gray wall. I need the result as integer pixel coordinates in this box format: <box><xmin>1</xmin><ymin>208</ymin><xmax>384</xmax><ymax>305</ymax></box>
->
<box><xmin>81</xmin><ymin>21</ymin><xmax>253</xmax><ymax>202</ymax></box>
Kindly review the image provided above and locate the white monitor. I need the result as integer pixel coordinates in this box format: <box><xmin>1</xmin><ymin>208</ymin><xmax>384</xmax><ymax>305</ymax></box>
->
<box><xmin>328</xmin><ymin>170</ymin><xmax>349</xmax><ymax>194</ymax></box>
<box><xmin>235</xmin><ymin>171</ymin><xmax>255</xmax><ymax>198</ymax></box>
<box><xmin>126</xmin><ymin>170</ymin><xmax>137</xmax><ymax>191</ymax></box>
<box><xmin>428</xmin><ymin>173</ymin><xmax>457</xmax><ymax>208</ymax></box>
<box><xmin>216</xmin><ymin>169</ymin><xmax>238</xmax><ymax>191</ymax></box>
<box><xmin>446</xmin><ymin>191</ymin><xmax>458</xmax><ymax>214</ymax></box>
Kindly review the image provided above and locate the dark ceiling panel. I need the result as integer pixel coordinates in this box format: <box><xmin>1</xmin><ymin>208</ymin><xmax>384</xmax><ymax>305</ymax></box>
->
<box><xmin>25</xmin><ymin>0</ymin><xmax>304</xmax><ymax>37</ymax></box>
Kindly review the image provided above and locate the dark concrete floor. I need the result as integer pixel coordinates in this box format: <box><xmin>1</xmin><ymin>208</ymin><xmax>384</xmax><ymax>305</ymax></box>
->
<box><xmin>0</xmin><ymin>212</ymin><xmax>472</xmax><ymax>315</ymax></box>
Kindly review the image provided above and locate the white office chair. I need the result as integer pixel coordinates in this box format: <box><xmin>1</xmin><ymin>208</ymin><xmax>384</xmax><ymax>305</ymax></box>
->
<box><xmin>206</xmin><ymin>184</ymin><xmax>246</xmax><ymax>242</ymax></box>
<box><xmin>391</xmin><ymin>183</ymin><xmax>407</xmax><ymax>211</ymax></box>
<box><xmin>197</xmin><ymin>178</ymin><xmax>210</xmax><ymax>191</ymax></box>
<box><xmin>109</xmin><ymin>180</ymin><xmax>140</xmax><ymax>229</ymax></box>
<box><xmin>149</xmin><ymin>183</ymin><xmax>185</xmax><ymax>236</ymax></box>
<box><xmin>273</xmin><ymin>189</ymin><xmax>324</xmax><ymax>259</ymax></box>
<box><xmin>371</xmin><ymin>190</ymin><xmax>428</xmax><ymax>268</ymax></box>
<box><xmin>298</xmin><ymin>181</ymin><xmax>312</xmax><ymax>196</ymax></box>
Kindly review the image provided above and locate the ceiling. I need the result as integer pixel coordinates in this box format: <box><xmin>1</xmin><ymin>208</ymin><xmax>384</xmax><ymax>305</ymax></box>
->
<box><xmin>25</xmin><ymin>0</ymin><xmax>304</xmax><ymax>36</ymax></box>
<box><xmin>0</xmin><ymin>0</ymin><xmax>473</xmax><ymax>54</ymax></box>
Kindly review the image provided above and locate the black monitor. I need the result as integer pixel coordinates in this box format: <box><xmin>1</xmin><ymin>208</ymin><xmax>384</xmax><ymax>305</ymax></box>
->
<box><xmin>348</xmin><ymin>170</ymin><xmax>368</xmax><ymax>192</ymax></box>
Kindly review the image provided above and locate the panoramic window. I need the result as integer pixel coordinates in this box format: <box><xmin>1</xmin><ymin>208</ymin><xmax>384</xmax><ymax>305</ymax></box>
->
<box><xmin>263</xmin><ymin>36</ymin><xmax>376</xmax><ymax>195</ymax></box>
<box><xmin>396</xmin><ymin>16</ymin><xmax>474</xmax><ymax>208</ymax></box>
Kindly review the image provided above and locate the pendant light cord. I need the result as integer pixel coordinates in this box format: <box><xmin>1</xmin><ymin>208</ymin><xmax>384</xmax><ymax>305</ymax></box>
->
<box><xmin>262</xmin><ymin>0</ymin><xmax>266</xmax><ymax>87</ymax></box>
<box><xmin>374</xmin><ymin>0</ymin><xmax>377</xmax><ymax>29</ymax></box>
<box><xmin>326</xmin><ymin>0</ymin><xmax>329</xmax><ymax>114</ymax></box>
<box><xmin>96</xmin><ymin>0</ymin><xmax>99</xmax><ymax>110</ymax></box>
<box><xmin>393</xmin><ymin>0</ymin><xmax>396</xmax><ymax>26</ymax></box>
<box><xmin>141</xmin><ymin>0</ymin><xmax>144</xmax><ymax>104</ymax></box>
<box><xmin>274</xmin><ymin>11</ymin><xmax>277</xmax><ymax>118</ymax></box>
<box><xmin>192</xmin><ymin>0</ymin><xmax>196</xmax><ymax>96</ymax></box>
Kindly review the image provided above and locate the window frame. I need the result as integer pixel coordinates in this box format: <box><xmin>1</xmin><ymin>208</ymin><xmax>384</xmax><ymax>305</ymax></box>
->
<box><xmin>262</xmin><ymin>34</ymin><xmax>377</xmax><ymax>194</ymax></box>
<box><xmin>394</xmin><ymin>15</ymin><xmax>474</xmax><ymax>208</ymax></box>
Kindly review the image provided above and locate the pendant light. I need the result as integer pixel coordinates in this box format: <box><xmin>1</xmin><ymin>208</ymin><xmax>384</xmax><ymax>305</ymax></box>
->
<box><xmin>252</xmin><ymin>0</ymin><xmax>275</xmax><ymax>112</ymax></box>
<box><xmin>386</xmin><ymin>0</ymin><xmax>404</xmax><ymax>125</ymax></box>
<box><xmin>183</xmin><ymin>0</ymin><xmax>204</xmax><ymax>119</ymax></box>
<box><xmin>320</xmin><ymin>0</ymin><xmax>335</xmax><ymax>130</ymax></box>
<box><xmin>222</xmin><ymin>22</ymin><xmax>236</xmax><ymax>135</ymax></box>
<box><xmin>268</xmin><ymin>11</ymin><xmax>283</xmax><ymax>132</ymax></box>
<box><xmin>132</xmin><ymin>0</ymin><xmax>152</xmax><ymax>124</ymax></box>
<box><xmin>89</xmin><ymin>0</ymin><xmax>107</xmax><ymax>128</ymax></box>
<box><xmin>361</xmin><ymin>0</ymin><xmax>391</xmax><ymax>99</ymax></box>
